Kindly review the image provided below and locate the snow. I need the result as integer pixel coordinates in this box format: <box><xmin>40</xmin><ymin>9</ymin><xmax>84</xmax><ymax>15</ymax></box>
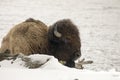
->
<box><xmin>0</xmin><ymin>54</ymin><xmax>120</xmax><ymax>80</ymax></box>
<box><xmin>0</xmin><ymin>0</ymin><xmax>120</xmax><ymax>80</ymax></box>
<box><xmin>0</xmin><ymin>69</ymin><xmax>119</xmax><ymax>80</ymax></box>
<box><xmin>0</xmin><ymin>69</ymin><xmax>117</xmax><ymax>80</ymax></box>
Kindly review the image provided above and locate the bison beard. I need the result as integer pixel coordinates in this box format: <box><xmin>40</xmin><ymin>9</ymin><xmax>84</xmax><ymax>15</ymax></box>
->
<box><xmin>0</xmin><ymin>18</ymin><xmax>81</xmax><ymax>67</ymax></box>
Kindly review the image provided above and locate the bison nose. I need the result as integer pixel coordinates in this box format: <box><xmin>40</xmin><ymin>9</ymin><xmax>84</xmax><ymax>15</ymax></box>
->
<box><xmin>74</xmin><ymin>51</ymin><xmax>81</xmax><ymax>59</ymax></box>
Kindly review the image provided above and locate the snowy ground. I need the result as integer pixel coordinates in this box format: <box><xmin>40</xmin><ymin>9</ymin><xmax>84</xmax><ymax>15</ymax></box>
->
<box><xmin>0</xmin><ymin>0</ymin><xmax>120</xmax><ymax>79</ymax></box>
<box><xmin>0</xmin><ymin>54</ymin><xmax>120</xmax><ymax>80</ymax></box>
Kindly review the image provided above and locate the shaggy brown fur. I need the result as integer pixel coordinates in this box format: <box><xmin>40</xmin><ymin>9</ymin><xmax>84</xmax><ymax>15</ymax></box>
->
<box><xmin>48</xmin><ymin>19</ymin><xmax>81</xmax><ymax>67</ymax></box>
<box><xmin>0</xmin><ymin>18</ymin><xmax>49</xmax><ymax>55</ymax></box>
<box><xmin>0</xmin><ymin>18</ymin><xmax>81</xmax><ymax>67</ymax></box>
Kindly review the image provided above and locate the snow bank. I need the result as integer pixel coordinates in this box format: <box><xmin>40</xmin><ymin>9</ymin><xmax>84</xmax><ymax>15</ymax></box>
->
<box><xmin>0</xmin><ymin>54</ymin><xmax>120</xmax><ymax>80</ymax></box>
<box><xmin>0</xmin><ymin>68</ymin><xmax>120</xmax><ymax>80</ymax></box>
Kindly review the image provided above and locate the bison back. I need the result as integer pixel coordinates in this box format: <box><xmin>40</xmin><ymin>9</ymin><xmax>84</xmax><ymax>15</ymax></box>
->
<box><xmin>0</xmin><ymin>19</ymin><xmax>48</xmax><ymax>55</ymax></box>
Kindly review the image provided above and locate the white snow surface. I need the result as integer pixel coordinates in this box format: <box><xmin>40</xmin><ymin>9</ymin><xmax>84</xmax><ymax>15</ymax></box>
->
<box><xmin>0</xmin><ymin>54</ymin><xmax>120</xmax><ymax>80</ymax></box>
<box><xmin>0</xmin><ymin>0</ymin><xmax>120</xmax><ymax>80</ymax></box>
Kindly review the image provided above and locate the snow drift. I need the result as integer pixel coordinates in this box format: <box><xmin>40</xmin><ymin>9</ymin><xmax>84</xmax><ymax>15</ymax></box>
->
<box><xmin>0</xmin><ymin>54</ymin><xmax>120</xmax><ymax>80</ymax></box>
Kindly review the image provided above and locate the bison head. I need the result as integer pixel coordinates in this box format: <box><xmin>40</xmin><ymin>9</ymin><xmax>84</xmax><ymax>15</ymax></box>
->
<box><xmin>48</xmin><ymin>19</ymin><xmax>81</xmax><ymax>67</ymax></box>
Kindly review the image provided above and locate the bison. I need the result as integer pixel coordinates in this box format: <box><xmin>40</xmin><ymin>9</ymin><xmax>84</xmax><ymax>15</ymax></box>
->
<box><xmin>0</xmin><ymin>18</ymin><xmax>81</xmax><ymax>67</ymax></box>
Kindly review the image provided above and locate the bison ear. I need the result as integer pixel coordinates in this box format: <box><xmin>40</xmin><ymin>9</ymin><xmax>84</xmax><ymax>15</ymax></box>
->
<box><xmin>54</xmin><ymin>25</ymin><xmax>62</xmax><ymax>38</ymax></box>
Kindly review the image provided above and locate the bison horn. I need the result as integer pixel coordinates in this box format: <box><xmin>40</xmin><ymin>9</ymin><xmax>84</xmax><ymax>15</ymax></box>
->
<box><xmin>54</xmin><ymin>25</ymin><xmax>62</xmax><ymax>38</ymax></box>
